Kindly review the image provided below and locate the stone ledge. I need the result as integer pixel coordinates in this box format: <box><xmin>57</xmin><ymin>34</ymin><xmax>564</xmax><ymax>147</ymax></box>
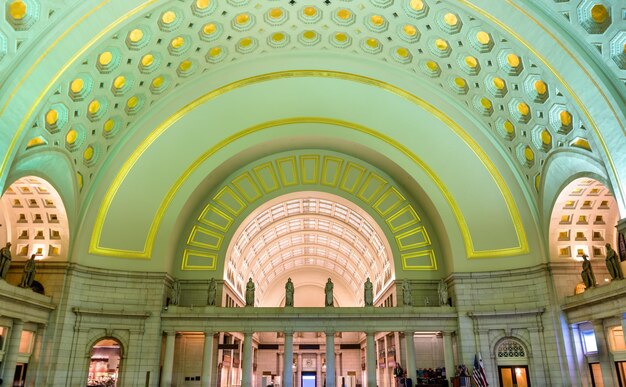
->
<box><xmin>562</xmin><ymin>278</ymin><xmax>626</xmax><ymax>313</ymax></box>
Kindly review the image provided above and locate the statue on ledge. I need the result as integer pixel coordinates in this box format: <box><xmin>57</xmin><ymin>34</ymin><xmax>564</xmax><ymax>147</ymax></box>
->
<box><xmin>19</xmin><ymin>254</ymin><xmax>37</xmax><ymax>289</ymax></box>
<box><xmin>285</xmin><ymin>278</ymin><xmax>294</xmax><ymax>307</ymax></box>
<box><xmin>402</xmin><ymin>280</ymin><xmax>412</xmax><ymax>306</ymax></box>
<box><xmin>207</xmin><ymin>278</ymin><xmax>217</xmax><ymax>306</ymax></box>
<box><xmin>605</xmin><ymin>243</ymin><xmax>623</xmax><ymax>280</ymax></box>
<box><xmin>245</xmin><ymin>278</ymin><xmax>255</xmax><ymax>306</ymax></box>
<box><xmin>364</xmin><ymin>277</ymin><xmax>373</xmax><ymax>306</ymax></box>
<box><xmin>0</xmin><ymin>242</ymin><xmax>12</xmax><ymax>280</ymax></box>
<box><xmin>438</xmin><ymin>278</ymin><xmax>449</xmax><ymax>306</ymax></box>
<box><xmin>581</xmin><ymin>254</ymin><xmax>596</xmax><ymax>289</ymax></box>
<box><xmin>325</xmin><ymin>278</ymin><xmax>334</xmax><ymax>307</ymax></box>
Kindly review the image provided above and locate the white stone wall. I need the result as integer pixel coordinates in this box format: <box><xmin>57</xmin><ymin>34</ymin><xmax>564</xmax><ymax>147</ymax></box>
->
<box><xmin>19</xmin><ymin>263</ymin><xmax>169</xmax><ymax>387</ymax></box>
<box><xmin>414</xmin><ymin>334</ymin><xmax>444</xmax><ymax>370</ymax></box>
<box><xmin>450</xmin><ymin>265</ymin><xmax>563</xmax><ymax>386</ymax></box>
<box><xmin>338</xmin><ymin>348</ymin><xmax>361</xmax><ymax>385</ymax></box>
<box><xmin>4</xmin><ymin>262</ymin><xmax>624</xmax><ymax>386</ymax></box>
<box><xmin>174</xmin><ymin>334</ymin><xmax>204</xmax><ymax>386</ymax></box>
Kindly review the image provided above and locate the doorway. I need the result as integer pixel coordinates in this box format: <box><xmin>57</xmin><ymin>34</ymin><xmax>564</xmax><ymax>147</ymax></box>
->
<box><xmin>12</xmin><ymin>363</ymin><xmax>27</xmax><ymax>387</ymax></box>
<box><xmin>302</xmin><ymin>371</ymin><xmax>316</xmax><ymax>387</ymax></box>
<box><xmin>616</xmin><ymin>361</ymin><xmax>626</xmax><ymax>387</ymax></box>
<box><xmin>87</xmin><ymin>338</ymin><xmax>122</xmax><ymax>387</ymax></box>
<box><xmin>498</xmin><ymin>366</ymin><xmax>530</xmax><ymax>387</ymax></box>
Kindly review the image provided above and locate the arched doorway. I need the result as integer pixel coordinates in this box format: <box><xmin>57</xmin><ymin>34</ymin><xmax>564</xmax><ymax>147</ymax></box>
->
<box><xmin>496</xmin><ymin>338</ymin><xmax>530</xmax><ymax>387</ymax></box>
<box><xmin>87</xmin><ymin>338</ymin><xmax>122</xmax><ymax>387</ymax></box>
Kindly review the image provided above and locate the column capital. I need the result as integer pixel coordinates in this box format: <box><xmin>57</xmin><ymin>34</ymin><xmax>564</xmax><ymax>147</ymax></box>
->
<box><xmin>325</xmin><ymin>328</ymin><xmax>335</xmax><ymax>336</ymax></box>
<box><xmin>441</xmin><ymin>331</ymin><xmax>454</xmax><ymax>337</ymax></box>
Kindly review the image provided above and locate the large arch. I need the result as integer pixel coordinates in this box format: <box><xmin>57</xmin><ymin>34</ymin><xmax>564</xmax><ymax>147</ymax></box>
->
<box><xmin>179</xmin><ymin>150</ymin><xmax>442</xmax><ymax>279</ymax></box>
<box><xmin>73</xmin><ymin>70</ymin><xmax>538</xmax><ymax>276</ymax></box>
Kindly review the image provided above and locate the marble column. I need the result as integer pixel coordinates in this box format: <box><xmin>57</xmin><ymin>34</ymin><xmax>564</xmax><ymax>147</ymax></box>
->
<box><xmin>242</xmin><ymin>331</ymin><xmax>254</xmax><ymax>387</ymax></box>
<box><xmin>366</xmin><ymin>331</ymin><xmax>377</xmax><ymax>387</ymax></box>
<box><xmin>569</xmin><ymin>324</ymin><xmax>590</xmax><ymax>386</ymax></box>
<box><xmin>404</xmin><ymin>331</ymin><xmax>416</xmax><ymax>382</ymax></box>
<box><xmin>393</xmin><ymin>332</ymin><xmax>402</xmax><ymax>366</ymax></box>
<box><xmin>442</xmin><ymin>332</ymin><xmax>455</xmax><ymax>384</ymax></box>
<box><xmin>283</xmin><ymin>331</ymin><xmax>294</xmax><ymax>387</ymax></box>
<box><xmin>592</xmin><ymin>319</ymin><xmax>616</xmax><ymax>385</ymax></box>
<box><xmin>326</xmin><ymin>331</ymin><xmax>336</xmax><ymax>387</ymax></box>
<box><xmin>24</xmin><ymin>324</ymin><xmax>45</xmax><ymax>387</ymax></box>
<box><xmin>160</xmin><ymin>331</ymin><xmax>176</xmax><ymax>387</ymax></box>
<box><xmin>383</xmin><ymin>334</ymin><xmax>390</xmax><ymax>386</ymax></box>
<box><xmin>297</xmin><ymin>352</ymin><xmax>302</xmax><ymax>387</ymax></box>
<box><xmin>316</xmin><ymin>353</ymin><xmax>322</xmax><ymax>387</ymax></box>
<box><xmin>3</xmin><ymin>319</ymin><xmax>23</xmax><ymax>387</ymax></box>
<box><xmin>201</xmin><ymin>332</ymin><xmax>215</xmax><ymax>386</ymax></box>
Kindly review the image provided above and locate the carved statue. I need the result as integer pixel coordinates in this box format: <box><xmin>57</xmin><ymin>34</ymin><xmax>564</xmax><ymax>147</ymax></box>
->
<box><xmin>285</xmin><ymin>278</ymin><xmax>294</xmax><ymax>307</ymax></box>
<box><xmin>325</xmin><ymin>278</ymin><xmax>334</xmax><ymax>307</ymax></box>
<box><xmin>19</xmin><ymin>254</ymin><xmax>37</xmax><ymax>289</ymax></box>
<box><xmin>364</xmin><ymin>277</ymin><xmax>373</xmax><ymax>306</ymax></box>
<box><xmin>169</xmin><ymin>280</ymin><xmax>180</xmax><ymax>306</ymax></box>
<box><xmin>0</xmin><ymin>242</ymin><xmax>12</xmax><ymax>280</ymax></box>
<box><xmin>245</xmin><ymin>278</ymin><xmax>255</xmax><ymax>306</ymax></box>
<box><xmin>402</xmin><ymin>280</ymin><xmax>412</xmax><ymax>306</ymax></box>
<box><xmin>438</xmin><ymin>278</ymin><xmax>449</xmax><ymax>306</ymax></box>
<box><xmin>581</xmin><ymin>254</ymin><xmax>596</xmax><ymax>289</ymax></box>
<box><xmin>605</xmin><ymin>243</ymin><xmax>623</xmax><ymax>280</ymax></box>
<box><xmin>208</xmin><ymin>278</ymin><xmax>217</xmax><ymax>306</ymax></box>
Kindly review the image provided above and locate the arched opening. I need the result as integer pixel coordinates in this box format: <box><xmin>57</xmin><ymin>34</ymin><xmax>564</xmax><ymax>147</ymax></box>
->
<box><xmin>0</xmin><ymin>176</ymin><xmax>70</xmax><ymax>261</ymax></box>
<box><xmin>548</xmin><ymin>177</ymin><xmax>621</xmax><ymax>290</ymax></box>
<box><xmin>223</xmin><ymin>192</ymin><xmax>396</xmax><ymax>307</ymax></box>
<box><xmin>495</xmin><ymin>338</ymin><xmax>530</xmax><ymax>387</ymax></box>
<box><xmin>87</xmin><ymin>338</ymin><xmax>122</xmax><ymax>387</ymax></box>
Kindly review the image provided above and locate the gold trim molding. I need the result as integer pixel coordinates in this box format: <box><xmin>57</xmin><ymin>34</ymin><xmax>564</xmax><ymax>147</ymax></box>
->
<box><xmin>89</xmin><ymin>70</ymin><xmax>529</xmax><ymax>260</ymax></box>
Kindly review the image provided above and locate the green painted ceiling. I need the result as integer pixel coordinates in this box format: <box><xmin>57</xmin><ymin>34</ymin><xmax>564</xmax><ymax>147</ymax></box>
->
<box><xmin>0</xmin><ymin>0</ymin><xmax>624</xmax><ymax>276</ymax></box>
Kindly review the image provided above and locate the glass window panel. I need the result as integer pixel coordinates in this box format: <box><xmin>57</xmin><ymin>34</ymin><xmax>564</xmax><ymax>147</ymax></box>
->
<box><xmin>514</xmin><ymin>367</ymin><xmax>529</xmax><ymax>387</ymax></box>
<box><xmin>590</xmin><ymin>363</ymin><xmax>604</xmax><ymax>387</ymax></box>
<box><xmin>500</xmin><ymin>368</ymin><xmax>513</xmax><ymax>387</ymax></box>
<box><xmin>18</xmin><ymin>331</ymin><xmax>34</xmax><ymax>354</ymax></box>
<box><xmin>610</xmin><ymin>327</ymin><xmax>626</xmax><ymax>351</ymax></box>
<box><xmin>582</xmin><ymin>330</ymin><xmax>598</xmax><ymax>353</ymax></box>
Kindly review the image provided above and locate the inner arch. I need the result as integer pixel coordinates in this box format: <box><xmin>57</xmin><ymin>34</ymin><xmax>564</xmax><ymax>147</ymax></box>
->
<box><xmin>225</xmin><ymin>192</ymin><xmax>395</xmax><ymax>307</ymax></box>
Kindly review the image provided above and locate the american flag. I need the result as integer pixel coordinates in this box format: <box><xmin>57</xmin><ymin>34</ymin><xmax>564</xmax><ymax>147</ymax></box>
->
<box><xmin>472</xmin><ymin>352</ymin><xmax>489</xmax><ymax>387</ymax></box>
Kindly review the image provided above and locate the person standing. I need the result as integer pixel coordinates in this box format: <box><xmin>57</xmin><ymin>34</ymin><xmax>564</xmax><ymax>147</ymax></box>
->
<box><xmin>394</xmin><ymin>363</ymin><xmax>404</xmax><ymax>386</ymax></box>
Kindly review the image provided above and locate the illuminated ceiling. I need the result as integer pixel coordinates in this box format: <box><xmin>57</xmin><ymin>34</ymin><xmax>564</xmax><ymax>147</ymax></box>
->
<box><xmin>225</xmin><ymin>193</ymin><xmax>394</xmax><ymax>305</ymax></box>
<box><xmin>549</xmin><ymin>178</ymin><xmax>619</xmax><ymax>262</ymax></box>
